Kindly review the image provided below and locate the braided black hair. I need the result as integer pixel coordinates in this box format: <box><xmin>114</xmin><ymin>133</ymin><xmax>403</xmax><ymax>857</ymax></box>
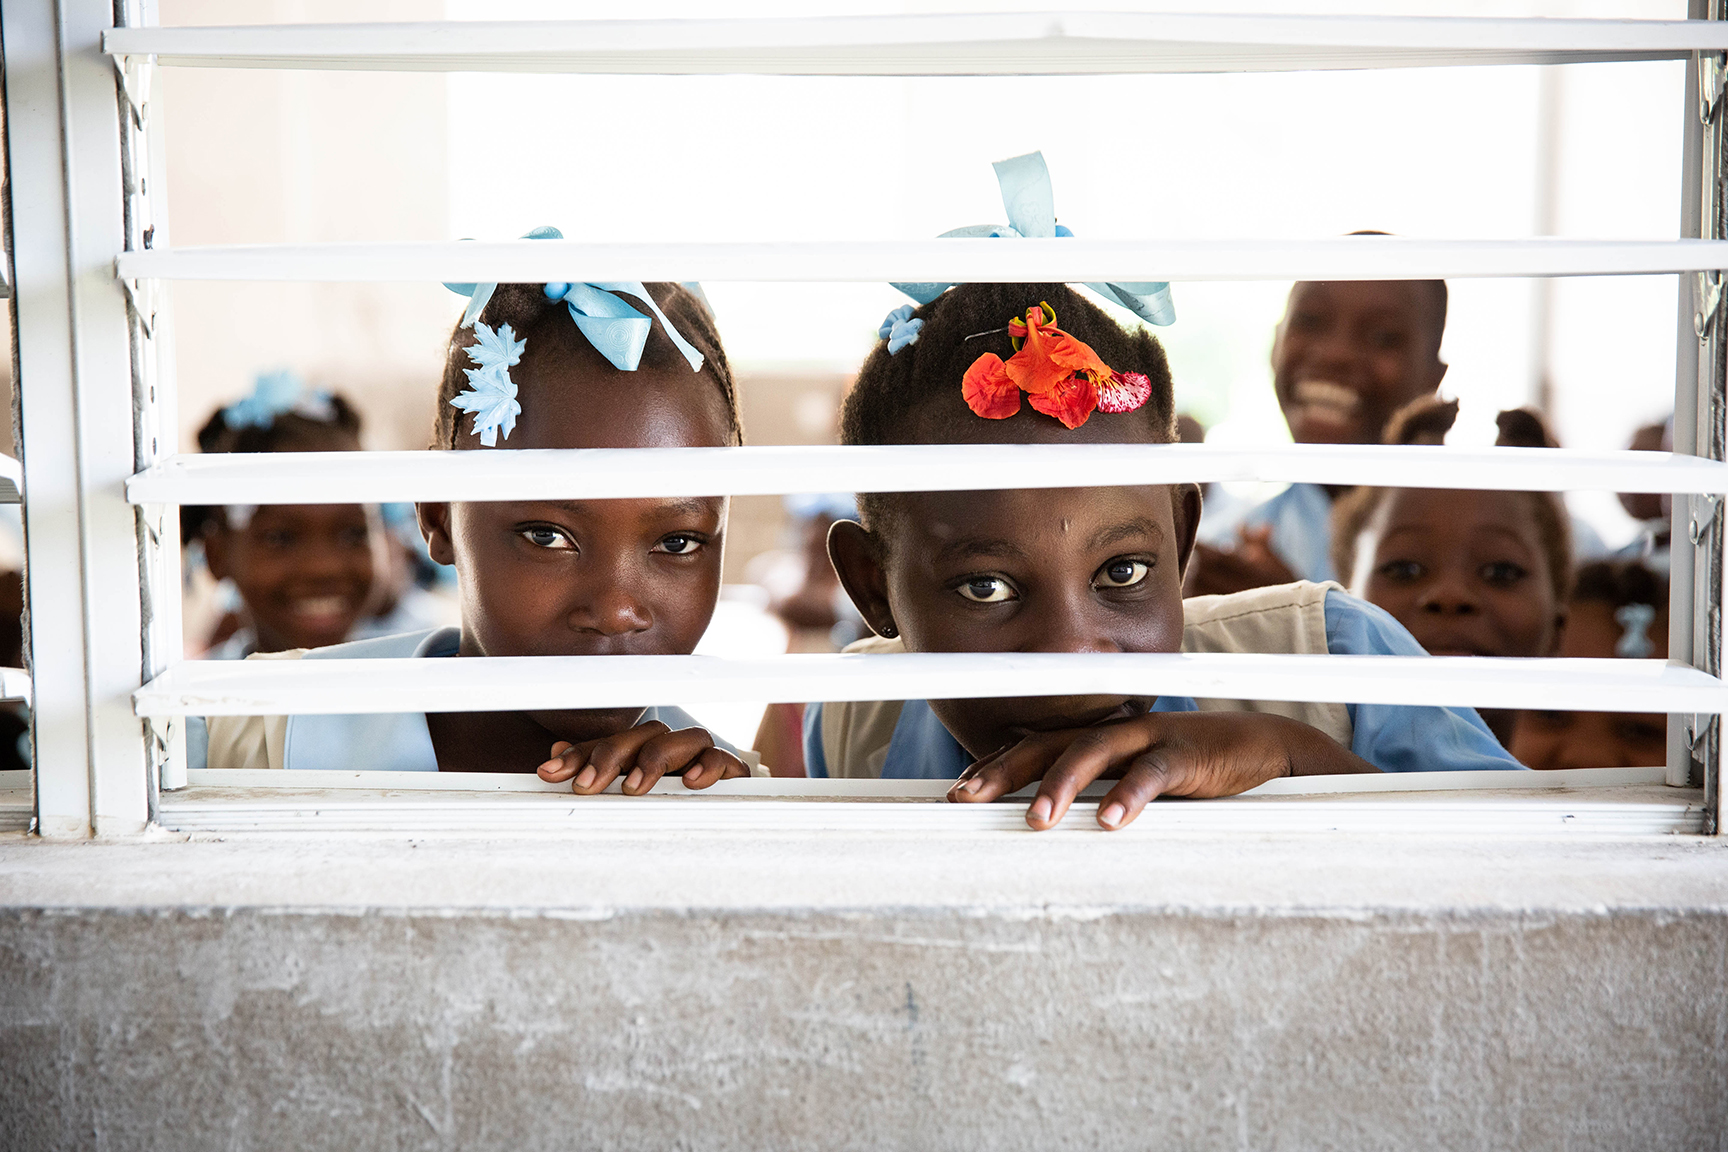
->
<box><xmin>183</xmin><ymin>390</ymin><xmax>365</xmax><ymax>545</ymax></box>
<box><xmin>1571</xmin><ymin>558</ymin><xmax>1667</xmax><ymax>614</ymax></box>
<box><xmin>432</xmin><ymin>282</ymin><xmax>741</xmax><ymax>450</ymax></box>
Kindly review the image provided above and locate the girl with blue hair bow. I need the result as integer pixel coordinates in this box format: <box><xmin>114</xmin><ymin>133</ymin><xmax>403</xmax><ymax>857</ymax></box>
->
<box><xmin>195</xmin><ymin>273</ymin><xmax>764</xmax><ymax>790</ymax></box>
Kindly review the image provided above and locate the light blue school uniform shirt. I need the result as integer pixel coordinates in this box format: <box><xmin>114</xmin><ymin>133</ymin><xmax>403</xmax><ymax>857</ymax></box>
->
<box><xmin>1199</xmin><ymin>482</ymin><xmax>1337</xmax><ymax>583</ymax></box>
<box><xmin>188</xmin><ymin>626</ymin><xmax>732</xmax><ymax>771</ymax></box>
<box><xmin>803</xmin><ymin>590</ymin><xmax>1523</xmax><ymax>780</ymax></box>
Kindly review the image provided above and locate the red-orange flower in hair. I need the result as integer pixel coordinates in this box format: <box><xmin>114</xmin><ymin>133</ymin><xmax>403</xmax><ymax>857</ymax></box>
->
<box><xmin>1005</xmin><ymin>306</ymin><xmax>1114</xmax><ymax>400</ymax></box>
<box><xmin>961</xmin><ymin>353</ymin><xmax>1020</xmax><ymax>419</ymax></box>
<box><xmin>961</xmin><ymin>302</ymin><xmax>1150</xmax><ymax>429</ymax></box>
<box><xmin>1028</xmin><ymin>375</ymin><xmax>1098</xmax><ymax>430</ymax></box>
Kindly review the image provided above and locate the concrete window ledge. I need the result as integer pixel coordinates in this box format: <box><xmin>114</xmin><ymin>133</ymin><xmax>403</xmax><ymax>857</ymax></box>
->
<box><xmin>1</xmin><ymin>831</ymin><xmax>1725</xmax><ymax>1149</ymax></box>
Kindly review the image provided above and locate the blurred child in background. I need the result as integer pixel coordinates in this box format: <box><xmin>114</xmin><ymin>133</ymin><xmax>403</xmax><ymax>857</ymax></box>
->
<box><xmin>1509</xmin><ymin>559</ymin><xmax>1669</xmax><ymax>770</ymax></box>
<box><xmin>1331</xmin><ymin>398</ymin><xmax>1572</xmax><ymax>746</ymax></box>
<box><xmin>747</xmin><ymin>492</ymin><xmax>864</xmax><ymax>776</ymax></box>
<box><xmin>1188</xmin><ymin>261</ymin><xmax>1451</xmax><ymax>595</ymax></box>
<box><xmin>1615</xmin><ymin>416</ymin><xmax>1673</xmax><ymax>571</ymax></box>
<box><xmin>187</xmin><ymin>372</ymin><xmax>453</xmax><ymax>659</ymax></box>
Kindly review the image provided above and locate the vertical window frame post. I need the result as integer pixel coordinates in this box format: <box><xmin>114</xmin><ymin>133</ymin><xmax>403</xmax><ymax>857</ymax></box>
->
<box><xmin>2</xmin><ymin>0</ymin><xmax>150</xmax><ymax>836</ymax></box>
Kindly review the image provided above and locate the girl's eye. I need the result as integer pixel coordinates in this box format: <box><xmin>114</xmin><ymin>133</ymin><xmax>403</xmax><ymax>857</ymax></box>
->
<box><xmin>1376</xmin><ymin>559</ymin><xmax>1424</xmax><ymax>582</ymax></box>
<box><xmin>654</xmin><ymin>533</ymin><xmax>704</xmax><ymax>556</ymax></box>
<box><xmin>520</xmin><ymin>527</ymin><xmax>575</xmax><ymax>551</ymax></box>
<box><xmin>956</xmin><ymin>576</ymin><xmax>1016</xmax><ymax>604</ymax></box>
<box><xmin>1480</xmin><ymin>561</ymin><xmax>1527</xmax><ymax>586</ymax></box>
<box><xmin>1095</xmin><ymin>559</ymin><xmax>1150</xmax><ymax>589</ymax></box>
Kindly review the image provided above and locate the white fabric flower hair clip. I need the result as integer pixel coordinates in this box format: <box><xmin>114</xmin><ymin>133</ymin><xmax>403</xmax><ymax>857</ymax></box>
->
<box><xmin>448</xmin><ymin>321</ymin><xmax>525</xmax><ymax>447</ymax></box>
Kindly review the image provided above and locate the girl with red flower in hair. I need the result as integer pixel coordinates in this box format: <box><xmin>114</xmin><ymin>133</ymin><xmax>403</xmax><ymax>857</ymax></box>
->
<box><xmin>804</xmin><ymin>281</ymin><xmax>1522</xmax><ymax>830</ymax></box>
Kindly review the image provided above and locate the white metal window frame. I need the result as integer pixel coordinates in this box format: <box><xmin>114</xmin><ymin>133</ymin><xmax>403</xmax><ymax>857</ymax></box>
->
<box><xmin>3</xmin><ymin>3</ymin><xmax>1725</xmax><ymax>839</ymax></box>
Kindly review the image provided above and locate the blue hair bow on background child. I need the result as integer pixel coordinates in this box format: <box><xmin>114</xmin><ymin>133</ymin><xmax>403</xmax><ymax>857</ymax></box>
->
<box><xmin>888</xmin><ymin>151</ymin><xmax>1176</xmax><ymax>329</ymax></box>
<box><xmin>222</xmin><ymin>369</ymin><xmax>333</xmax><ymax>429</ymax></box>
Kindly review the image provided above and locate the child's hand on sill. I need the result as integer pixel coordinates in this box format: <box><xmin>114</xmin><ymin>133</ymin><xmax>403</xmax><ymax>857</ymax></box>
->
<box><xmin>947</xmin><ymin>711</ymin><xmax>1377</xmax><ymax>831</ymax></box>
<box><xmin>536</xmin><ymin>720</ymin><xmax>750</xmax><ymax>795</ymax></box>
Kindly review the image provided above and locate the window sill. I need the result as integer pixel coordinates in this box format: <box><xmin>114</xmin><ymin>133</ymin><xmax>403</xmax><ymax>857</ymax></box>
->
<box><xmin>157</xmin><ymin>769</ymin><xmax>1704</xmax><ymax>837</ymax></box>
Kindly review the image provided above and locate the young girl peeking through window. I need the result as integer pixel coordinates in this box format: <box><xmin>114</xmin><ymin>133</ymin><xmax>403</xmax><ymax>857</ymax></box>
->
<box><xmin>1330</xmin><ymin>398</ymin><xmax>1573</xmax><ymax>747</ymax></box>
<box><xmin>196</xmin><ymin>252</ymin><xmax>760</xmax><ymax>787</ymax></box>
<box><xmin>188</xmin><ymin>374</ymin><xmax>398</xmax><ymax>659</ymax></box>
<box><xmin>810</xmin><ymin>281</ymin><xmax>1521</xmax><ymax>831</ymax></box>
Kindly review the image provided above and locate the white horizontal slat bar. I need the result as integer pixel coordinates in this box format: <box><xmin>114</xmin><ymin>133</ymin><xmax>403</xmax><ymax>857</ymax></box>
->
<box><xmin>113</xmin><ymin>237</ymin><xmax>1728</xmax><ymax>285</ymax></box>
<box><xmin>101</xmin><ymin>14</ymin><xmax>1728</xmax><ymax>76</ymax></box>
<box><xmin>0</xmin><ymin>669</ymin><xmax>33</xmax><ymax>706</ymax></box>
<box><xmin>184</xmin><ymin>764</ymin><xmax>1668</xmax><ymax>795</ymax></box>
<box><xmin>155</xmin><ymin>784</ymin><xmax>1704</xmax><ymax>837</ymax></box>
<box><xmin>0</xmin><ymin>456</ymin><xmax>23</xmax><ymax>505</ymax></box>
<box><xmin>125</xmin><ymin>444</ymin><xmax>1728</xmax><ymax>505</ymax></box>
<box><xmin>133</xmin><ymin>651</ymin><xmax>1728</xmax><ymax>718</ymax></box>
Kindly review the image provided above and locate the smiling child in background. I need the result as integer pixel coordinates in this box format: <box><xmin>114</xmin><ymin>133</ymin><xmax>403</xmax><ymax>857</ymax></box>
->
<box><xmin>188</xmin><ymin>375</ymin><xmax>392</xmax><ymax>659</ymax></box>
<box><xmin>1187</xmin><ymin>262</ymin><xmax>1450</xmax><ymax>594</ymax></box>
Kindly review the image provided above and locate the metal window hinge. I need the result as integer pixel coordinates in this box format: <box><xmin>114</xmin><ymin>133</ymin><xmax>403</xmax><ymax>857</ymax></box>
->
<box><xmin>1687</xmin><ymin>714</ymin><xmax>1714</xmax><ymax>754</ymax></box>
<box><xmin>1690</xmin><ymin>493</ymin><xmax>1720</xmax><ymax>545</ymax></box>
<box><xmin>111</xmin><ymin>53</ymin><xmax>153</xmax><ymax>130</ymax></box>
<box><xmin>146</xmin><ymin>715</ymin><xmax>173</xmax><ymax>757</ymax></box>
<box><xmin>1703</xmin><ymin>53</ymin><xmax>1728</xmax><ymax>125</ymax></box>
<box><xmin>1697</xmin><ymin>270</ymin><xmax>1725</xmax><ymax>341</ymax></box>
<box><xmin>138</xmin><ymin>503</ymin><xmax>164</xmax><ymax>549</ymax></box>
<box><xmin>119</xmin><ymin>276</ymin><xmax>154</xmax><ymax>340</ymax></box>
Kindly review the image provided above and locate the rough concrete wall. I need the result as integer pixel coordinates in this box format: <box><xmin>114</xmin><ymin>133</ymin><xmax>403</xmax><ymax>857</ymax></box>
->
<box><xmin>1</xmin><ymin>906</ymin><xmax>1724</xmax><ymax>1151</ymax></box>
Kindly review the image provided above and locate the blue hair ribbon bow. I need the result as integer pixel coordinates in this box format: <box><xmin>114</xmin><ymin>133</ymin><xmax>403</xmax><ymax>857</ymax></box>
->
<box><xmin>1614</xmin><ymin>603</ymin><xmax>1657</xmax><ymax>659</ymax></box>
<box><xmin>890</xmin><ymin>151</ymin><xmax>1175</xmax><ymax>328</ymax></box>
<box><xmin>223</xmin><ymin>369</ymin><xmax>331</xmax><ymax>429</ymax></box>
<box><xmin>443</xmin><ymin>226</ymin><xmax>705</xmax><ymax>373</ymax></box>
<box><xmin>878</xmin><ymin>304</ymin><xmax>924</xmax><ymax>354</ymax></box>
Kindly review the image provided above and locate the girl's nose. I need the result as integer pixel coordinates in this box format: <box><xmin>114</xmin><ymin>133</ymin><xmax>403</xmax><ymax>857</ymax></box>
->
<box><xmin>1416</xmin><ymin>571</ymin><xmax>1479</xmax><ymax>616</ymax></box>
<box><xmin>1023</xmin><ymin>597</ymin><xmax>1123</xmax><ymax>654</ymax></box>
<box><xmin>570</xmin><ymin>587</ymin><xmax>652</xmax><ymax>636</ymax></box>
